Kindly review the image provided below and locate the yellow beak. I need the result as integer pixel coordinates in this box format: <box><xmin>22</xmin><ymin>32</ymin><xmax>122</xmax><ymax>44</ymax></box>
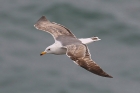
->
<box><xmin>40</xmin><ymin>51</ymin><xmax>47</xmax><ymax>56</ymax></box>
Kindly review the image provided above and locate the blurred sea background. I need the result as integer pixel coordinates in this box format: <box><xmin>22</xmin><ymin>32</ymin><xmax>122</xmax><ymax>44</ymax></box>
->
<box><xmin>1</xmin><ymin>0</ymin><xmax>140</xmax><ymax>93</ymax></box>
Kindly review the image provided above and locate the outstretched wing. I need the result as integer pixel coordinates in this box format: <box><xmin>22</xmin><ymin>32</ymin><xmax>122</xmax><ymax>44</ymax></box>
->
<box><xmin>66</xmin><ymin>44</ymin><xmax>113</xmax><ymax>78</ymax></box>
<box><xmin>34</xmin><ymin>16</ymin><xmax>76</xmax><ymax>39</ymax></box>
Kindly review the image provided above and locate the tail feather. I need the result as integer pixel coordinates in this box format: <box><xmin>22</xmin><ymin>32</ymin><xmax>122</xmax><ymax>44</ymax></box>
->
<box><xmin>79</xmin><ymin>36</ymin><xmax>101</xmax><ymax>44</ymax></box>
<box><xmin>91</xmin><ymin>36</ymin><xmax>101</xmax><ymax>41</ymax></box>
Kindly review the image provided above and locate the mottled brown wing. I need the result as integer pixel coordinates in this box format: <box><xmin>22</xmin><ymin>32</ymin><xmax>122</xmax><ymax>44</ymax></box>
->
<box><xmin>34</xmin><ymin>16</ymin><xmax>76</xmax><ymax>39</ymax></box>
<box><xmin>66</xmin><ymin>44</ymin><xmax>113</xmax><ymax>78</ymax></box>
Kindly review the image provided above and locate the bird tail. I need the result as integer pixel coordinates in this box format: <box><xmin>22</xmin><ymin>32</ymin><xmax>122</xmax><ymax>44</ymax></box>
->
<box><xmin>79</xmin><ymin>36</ymin><xmax>101</xmax><ymax>44</ymax></box>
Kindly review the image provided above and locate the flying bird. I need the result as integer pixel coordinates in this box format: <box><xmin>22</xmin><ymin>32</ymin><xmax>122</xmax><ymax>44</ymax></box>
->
<box><xmin>34</xmin><ymin>16</ymin><xmax>113</xmax><ymax>78</ymax></box>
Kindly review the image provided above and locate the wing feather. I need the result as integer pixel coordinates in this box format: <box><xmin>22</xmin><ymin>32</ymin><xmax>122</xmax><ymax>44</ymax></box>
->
<box><xmin>66</xmin><ymin>44</ymin><xmax>113</xmax><ymax>78</ymax></box>
<box><xmin>34</xmin><ymin>16</ymin><xmax>76</xmax><ymax>39</ymax></box>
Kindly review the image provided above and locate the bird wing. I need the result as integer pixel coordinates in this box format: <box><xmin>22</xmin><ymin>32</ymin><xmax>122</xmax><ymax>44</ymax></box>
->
<box><xmin>34</xmin><ymin>16</ymin><xmax>76</xmax><ymax>39</ymax></box>
<box><xmin>65</xmin><ymin>44</ymin><xmax>113</xmax><ymax>78</ymax></box>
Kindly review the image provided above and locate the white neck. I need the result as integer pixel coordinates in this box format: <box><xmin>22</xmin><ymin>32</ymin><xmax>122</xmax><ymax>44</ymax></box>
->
<box><xmin>49</xmin><ymin>41</ymin><xmax>66</xmax><ymax>55</ymax></box>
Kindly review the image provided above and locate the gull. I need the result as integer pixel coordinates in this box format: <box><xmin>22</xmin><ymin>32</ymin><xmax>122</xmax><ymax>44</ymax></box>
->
<box><xmin>34</xmin><ymin>16</ymin><xmax>113</xmax><ymax>78</ymax></box>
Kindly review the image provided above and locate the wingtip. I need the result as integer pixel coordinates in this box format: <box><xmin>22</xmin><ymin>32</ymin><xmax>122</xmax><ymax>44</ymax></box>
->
<box><xmin>94</xmin><ymin>69</ymin><xmax>113</xmax><ymax>78</ymax></box>
<box><xmin>35</xmin><ymin>15</ymin><xmax>49</xmax><ymax>23</ymax></box>
<box><xmin>39</xmin><ymin>15</ymin><xmax>48</xmax><ymax>21</ymax></box>
<box><xmin>34</xmin><ymin>15</ymin><xmax>50</xmax><ymax>29</ymax></box>
<box><xmin>102</xmin><ymin>73</ymin><xmax>113</xmax><ymax>78</ymax></box>
<box><xmin>107</xmin><ymin>75</ymin><xmax>113</xmax><ymax>78</ymax></box>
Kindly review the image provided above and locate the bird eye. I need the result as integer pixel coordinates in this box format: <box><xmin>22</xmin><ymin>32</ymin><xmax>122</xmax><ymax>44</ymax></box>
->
<box><xmin>48</xmin><ymin>48</ymin><xmax>50</xmax><ymax>51</ymax></box>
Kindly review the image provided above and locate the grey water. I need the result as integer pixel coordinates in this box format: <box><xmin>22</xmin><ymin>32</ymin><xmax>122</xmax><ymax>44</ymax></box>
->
<box><xmin>0</xmin><ymin>0</ymin><xmax>140</xmax><ymax>93</ymax></box>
